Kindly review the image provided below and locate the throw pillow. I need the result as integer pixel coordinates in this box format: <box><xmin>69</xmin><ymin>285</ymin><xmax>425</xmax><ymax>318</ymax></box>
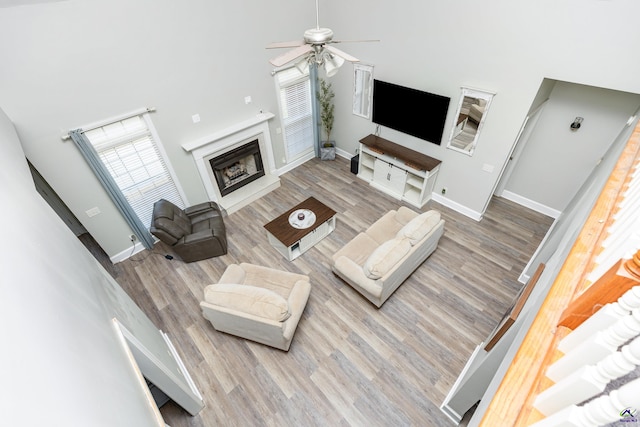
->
<box><xmin>396</xmin><ymin>210</ymin><xmax>441</xmax><ymax>245</ymax></box>
<box><xmin>363</xmin><ymin>237</ymin><xmax>412</xmax><ymax>280</ymax></box>
<box><xmin>204</xmin><ymin>284</ymin><xmax>291</xmax><ymax>321</ymax></box>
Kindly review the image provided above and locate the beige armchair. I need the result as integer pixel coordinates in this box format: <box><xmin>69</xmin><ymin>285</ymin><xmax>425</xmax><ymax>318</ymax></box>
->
<box><xmin>200</xmin><ymin>263</ymin><xmax>311</xmax><ymax>351</ymax></box>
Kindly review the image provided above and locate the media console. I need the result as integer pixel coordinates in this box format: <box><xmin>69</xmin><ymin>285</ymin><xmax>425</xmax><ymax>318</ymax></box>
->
<box><xmin>357</xmin><ymin>134</ymin><xmax>441</xmax><ymax>208</ymax></box>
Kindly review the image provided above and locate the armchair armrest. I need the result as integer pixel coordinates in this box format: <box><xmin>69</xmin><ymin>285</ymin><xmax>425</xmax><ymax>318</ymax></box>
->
<box><xmin>282</xmin><ymin>280</ymin><xmax>311</xmax><ymax>341</ymax></box>
<box><xmin>218</xmin><ymin>263</ymin><xmax>246</xmax><ymax>284</ymax></box>
<box><xmin>185</xmin><ymin>201</ymin><xmax>221</xmax><ymax>217</ymax></box>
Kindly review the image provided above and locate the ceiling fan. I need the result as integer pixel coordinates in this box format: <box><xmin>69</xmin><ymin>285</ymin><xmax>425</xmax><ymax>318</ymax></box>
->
<box><xmin>267</xmin><ymin>0</ymin><xmax>377</xmax><ymax>76</ymax></box>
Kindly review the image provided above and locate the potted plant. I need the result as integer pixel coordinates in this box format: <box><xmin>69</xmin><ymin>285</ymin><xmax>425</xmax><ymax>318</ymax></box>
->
<box><xmin>317</xmin><ymin>78</ymin><xmax>336</xmax><ymax>160</ymax></box>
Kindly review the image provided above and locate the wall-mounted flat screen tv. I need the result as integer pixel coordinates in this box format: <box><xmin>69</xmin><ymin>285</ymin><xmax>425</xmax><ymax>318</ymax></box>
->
<box><xmin>372</xmin><ymin>79</ymin><xmax>450</xmax><ymax>145</ymax></box>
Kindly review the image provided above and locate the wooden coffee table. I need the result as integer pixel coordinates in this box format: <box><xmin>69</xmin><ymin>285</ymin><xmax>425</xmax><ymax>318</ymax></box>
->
<box><xmin>264</xmin><ymin>197</ymin><xmax>337</xmax><ymax>261</ymax></box>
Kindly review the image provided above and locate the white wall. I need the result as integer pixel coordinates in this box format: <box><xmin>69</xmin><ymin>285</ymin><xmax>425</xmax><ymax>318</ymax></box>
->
<box><xmin>0</xmin><ymin>106</ymin><xmax>162</xmax><ymax>425</ymax></box>
<box><xmin>327</xmin><ymin>0</ymin><xmax>640</xmax><ymax>216</ymax></box>
<box><xmin>2</xmin><ymin>0</ymin><xmax>640</xmax><ymax>257</ymax></box>
<box><xmin>504</xmin><ymin>81</ymin><xmax>640</xmax><ymax>212</ymax></box>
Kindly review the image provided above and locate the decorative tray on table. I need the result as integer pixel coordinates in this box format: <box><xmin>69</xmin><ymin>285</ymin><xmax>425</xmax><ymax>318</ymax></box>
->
<box><xmin>288</xmin><ymin>209</ymin><xmax>316</xmax><ymax>229</ymax></box>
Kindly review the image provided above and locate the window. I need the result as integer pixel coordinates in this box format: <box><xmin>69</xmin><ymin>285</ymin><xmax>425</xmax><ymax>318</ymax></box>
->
<box><xmin>83</xmin><ymin>114</ymin><xmax>185</xmax><ymax>228</ymax></box>
<box><xmin>276</xmin><ymin>67</ymin><xmax>314</xmax><ymax>161</ymax></box>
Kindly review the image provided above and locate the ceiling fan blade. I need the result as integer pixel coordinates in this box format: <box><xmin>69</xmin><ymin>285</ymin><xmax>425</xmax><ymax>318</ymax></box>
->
<box><xmin>266</xmin><ymin>40</ymin><xmax>305</xmax><ymax>49</ymax></box>
<box><xmin>269</xmin><ymin>44</ymin><xmax>313</xmax><ymax>67</ymax></box>
<box><xmin>325</xmin><ymin>45</ymin><xmax>360</xmax><ymax>63</ymax></box>
<box><xmin>330</xmin><ymin>39</ymin><xmax>380</xmax><ymax>44</ymax></box>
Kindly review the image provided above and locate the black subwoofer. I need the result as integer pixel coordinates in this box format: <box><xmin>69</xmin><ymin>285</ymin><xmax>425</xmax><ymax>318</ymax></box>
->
<box><xmin>350</xmin><ymin>154</ymin><xmax>359</xmax><ymax>174</ymax></box>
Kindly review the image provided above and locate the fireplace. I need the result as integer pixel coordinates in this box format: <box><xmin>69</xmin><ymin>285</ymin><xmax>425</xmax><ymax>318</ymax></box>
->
<box><xmin>209</xmin><ymin>139</ymin><xmax>265</xmax><ymax>197</ymax></box>
<box><xmin>182</xmin><ymin>113</ymin><xmax>281</xmax><ymax>214</ymax></box>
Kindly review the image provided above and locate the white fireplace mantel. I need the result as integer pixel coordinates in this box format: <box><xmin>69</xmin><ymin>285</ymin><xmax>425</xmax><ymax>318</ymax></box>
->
<box><xmin>181</xmin><ymin>112</ymin><xmax>274</xmax><ymax>153</ymax></box>
<box><xmin>182</xmin><ymin>112</ymin><xmax>280</xmax><ymax>214</ymax></box>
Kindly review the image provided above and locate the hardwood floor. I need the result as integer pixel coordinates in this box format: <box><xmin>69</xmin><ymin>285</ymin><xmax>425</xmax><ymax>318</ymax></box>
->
<box><xmin>110</xmin><ymin>156</ymin><xmax>553</xmax><ymax>427</ymax></box>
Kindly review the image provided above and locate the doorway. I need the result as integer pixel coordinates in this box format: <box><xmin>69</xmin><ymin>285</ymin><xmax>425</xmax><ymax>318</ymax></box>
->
<box><xmin>28</xmin><ymin>159</ymin><xmax>117</xmax><ymax>277</ymax></box>
<box><xmin>492</xmin><ymin>79</ymin><xmax>640</xmax><ymax>216</ymax></box>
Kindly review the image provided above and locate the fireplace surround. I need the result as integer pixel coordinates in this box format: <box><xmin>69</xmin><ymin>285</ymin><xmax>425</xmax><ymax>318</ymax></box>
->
<box><xmin>182</xmin><ymin>113</ymin><xmax>280</xmax><ymax>214</ymax></box>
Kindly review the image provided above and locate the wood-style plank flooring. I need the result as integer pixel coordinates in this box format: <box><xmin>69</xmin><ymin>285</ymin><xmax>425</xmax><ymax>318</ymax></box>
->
<box><xmin>107</xmin><ymin>156</ymin><xmax>553</xmax><ymax>427</ymax></box>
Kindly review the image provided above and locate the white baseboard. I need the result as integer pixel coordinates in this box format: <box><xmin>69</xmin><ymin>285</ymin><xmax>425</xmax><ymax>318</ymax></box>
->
<box><xmin>276</xmin><ymin>148</ymin><xmax>354</xmax><ymax>176</ymax></box>
<box><xmin>111</xmin><ymin>241</ymin><xmax>146</xmax><ymax>264</ymax></box>
<box><xmin>440</xmin><ymin>343</ymin><xmax>485</xmax><ymax>424</ymax></box>
<box><xmin>336</xmin><ymin>147</ymin><xmax>355</xmax><ymax>160</ymax></box>
<box><xmin>440</xmin><ymin>404</ymin><xmax>463</xmax><ymax>425</ymax></box>
<box><xmin>276</xmin><ymin>151</ymin><xmax>315</xmax><ymax>176</ymax></box>
<box><xmin>518</xmin><ymin>217</ymin><xmax>558</xmax><ymax>283</ymax></box>
<box><xmin>501</xmin><ymin>190</ymin><xmax>561</xmax><ymax>219</ymax></box>
<box><xmin>431</xmin><ymin>193</ymin><xmax>484</xmax><ymax>221</ymax></box>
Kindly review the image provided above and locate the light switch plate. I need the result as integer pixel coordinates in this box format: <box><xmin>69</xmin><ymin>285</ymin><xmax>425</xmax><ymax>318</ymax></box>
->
<box><xmin>86</xmin><ymin>207</ymin><xmax>101</xmax><ymax>217</ymax></box>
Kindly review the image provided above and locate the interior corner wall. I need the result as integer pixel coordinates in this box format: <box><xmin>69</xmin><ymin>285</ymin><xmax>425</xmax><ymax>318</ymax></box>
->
<box><xmin>0</xmin><ymin>105</ymin><xmax>162</xmax><ymax>426</ymax></box>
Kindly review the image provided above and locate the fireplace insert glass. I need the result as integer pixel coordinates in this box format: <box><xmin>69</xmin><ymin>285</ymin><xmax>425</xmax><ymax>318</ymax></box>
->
<box><xmin>209</xmin><ymin>139</ymin><xmax>265</xmax><ymax>197</ymax></box>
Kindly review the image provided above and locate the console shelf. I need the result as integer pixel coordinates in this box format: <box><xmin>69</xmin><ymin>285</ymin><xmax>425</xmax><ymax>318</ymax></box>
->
<box><xmin>357</xmin><ymin>134</ymin><xmax>441</xmax><ymax>208</ymax></box>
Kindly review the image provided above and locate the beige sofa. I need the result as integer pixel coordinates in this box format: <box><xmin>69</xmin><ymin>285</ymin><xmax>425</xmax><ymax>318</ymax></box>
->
<box><xmin>200</xmin><ymin>263</ymin><xmax>311</xmax><ymax>351</ymax></box>
<box><xmin>331</xmin><ymin>207</ymin><xmax>444</xmax><ymax>307</ymax></box>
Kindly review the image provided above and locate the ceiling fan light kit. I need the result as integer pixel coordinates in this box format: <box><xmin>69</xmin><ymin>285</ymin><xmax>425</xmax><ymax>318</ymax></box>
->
<box><xmin>323</xmin><ymin>52</ymin><xmax>344</xmax><ymax>77</ymax></box>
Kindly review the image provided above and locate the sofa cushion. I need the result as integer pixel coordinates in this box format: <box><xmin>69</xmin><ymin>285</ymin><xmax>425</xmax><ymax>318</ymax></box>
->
<box><xmin>396</xmin><ymin>210</ymin><xmax>441</xmax><ymax>245</ymax></box>
<box><xmin>365</xmin><ymin>210</ymin><xmax>405</xmax><ymax>244</ymax></box>
<box><xmin>363</xmin><ymin>237</ymin><xmax>412</xmax><ymax>280</ymax></box>
<box><xmin>332</xmin><ymin>232</ymin><xmax>379</xmax><ymax>267</ymax></box>
<box><xmin>204</xmin><ymin>284</ymin><xmax>291</xmax><ymax>321</ymax></box>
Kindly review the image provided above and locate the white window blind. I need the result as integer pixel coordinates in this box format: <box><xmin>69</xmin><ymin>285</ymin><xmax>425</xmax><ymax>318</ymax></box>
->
<box><xmin>276</xmin><ymin>68</ymin><xmax>313</xmax><ymax>160</ymax></box>
<box><xmin>83</xmin><ymin>114</ymin><xmax>185</xmax><ymax>228</ymax></box>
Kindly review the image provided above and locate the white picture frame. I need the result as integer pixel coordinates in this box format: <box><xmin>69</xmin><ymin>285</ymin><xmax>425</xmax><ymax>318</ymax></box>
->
<box><xmin>353</xmin><ymin>63</ymin><xmax>374</xmax><ymax>119</ymax></box>
<box><xmin>447</xmin><ymin>86</ymin><xmax>495</xmax><ymax>156</ymax></box>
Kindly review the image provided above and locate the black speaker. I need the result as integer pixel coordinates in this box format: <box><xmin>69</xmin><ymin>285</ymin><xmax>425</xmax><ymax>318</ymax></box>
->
<box><xmin>350</xmin><ymin>154</ymin><xmax>359</xmax><ymax>174</ymax></box>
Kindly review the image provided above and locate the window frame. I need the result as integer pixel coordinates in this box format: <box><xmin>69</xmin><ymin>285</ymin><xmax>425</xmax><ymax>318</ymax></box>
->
<box><xmin>83</xmin><ymin>112</ymin><xmax>187</xmax><ymax>229</ymax></box>
<box><xmin>274</xmin><ymin>67</ymin><xmax>314</xmax><ymax>163</ymax></box>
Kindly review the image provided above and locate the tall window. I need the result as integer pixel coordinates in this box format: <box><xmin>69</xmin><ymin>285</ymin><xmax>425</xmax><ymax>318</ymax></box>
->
<box><xmin>83</xmin><ymin>114</ymin><xmax>185</xmax><ymax>229</ymax></box>
<box><xmin>276</xmin><ymin>67</ymin><xmax>314</xmax><ymax>161</ymax></box>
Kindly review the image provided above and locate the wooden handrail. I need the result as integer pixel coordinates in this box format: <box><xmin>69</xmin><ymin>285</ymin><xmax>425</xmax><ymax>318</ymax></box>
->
<box><xmin>479</xmin><ymin>124</ymin><xmax>640</xmax><ymax>426</ymax></box>
<box><xmin>625</xmin><ymin>250</ymin><xmax>640</xmax><ymax>278</ymax></box>
<box><xmin>558</xmin><ymin>252</ymin><xmax>640</xmax><ymax>329</ymax></box>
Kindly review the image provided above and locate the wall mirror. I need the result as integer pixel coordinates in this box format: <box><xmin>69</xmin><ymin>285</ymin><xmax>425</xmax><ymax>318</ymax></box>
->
<box><xmin>447</xmin><ymin>87</ymin><xmax>495</xmax><ymax>156</ymax></box>
<box><xmin>353</xmin><ymin>64</ymin><xmax>374</xmax><ymax>119</ymax></box>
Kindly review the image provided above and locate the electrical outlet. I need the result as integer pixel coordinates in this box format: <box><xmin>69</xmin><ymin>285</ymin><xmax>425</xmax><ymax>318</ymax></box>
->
<box><xmin>129</xmin><ymin>234</ymin><xmax>136</xmax><ymax>242</ymax></box>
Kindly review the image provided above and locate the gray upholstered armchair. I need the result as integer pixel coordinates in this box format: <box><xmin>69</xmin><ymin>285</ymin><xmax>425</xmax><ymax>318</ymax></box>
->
<box><xmin>150</xmin><ymin>199</ymin><xmax>227</xmax><ymax>262</ymax></box>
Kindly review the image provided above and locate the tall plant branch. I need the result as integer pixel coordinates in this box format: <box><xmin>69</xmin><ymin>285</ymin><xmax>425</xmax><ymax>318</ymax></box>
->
<box><xmin>317</xmin><ymin>78</ymin><xmax>335</xmax><ymax>143</ymax></box>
